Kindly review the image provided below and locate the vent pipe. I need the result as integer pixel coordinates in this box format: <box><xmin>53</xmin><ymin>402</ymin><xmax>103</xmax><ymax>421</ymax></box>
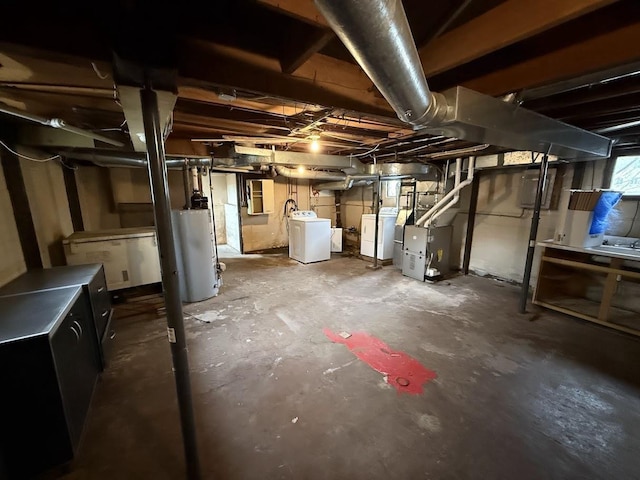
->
<box><xmin>314</xmin><ymin>0</ymin><xmax>447</xmax><ymax>126</ymax></box>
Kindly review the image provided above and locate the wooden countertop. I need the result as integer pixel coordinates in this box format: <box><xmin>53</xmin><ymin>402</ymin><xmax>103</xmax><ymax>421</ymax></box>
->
<box><xmin>537</xmin><ymin>240</ymin><xmax>640</xmax><ymax>263</ymax></box>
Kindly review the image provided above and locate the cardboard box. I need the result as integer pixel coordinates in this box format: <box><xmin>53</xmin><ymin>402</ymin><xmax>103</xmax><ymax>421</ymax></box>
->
<box><xmin>554</xmin><ymin>210</ymin><xmax>603</xmax><ymax>247</ymax></box>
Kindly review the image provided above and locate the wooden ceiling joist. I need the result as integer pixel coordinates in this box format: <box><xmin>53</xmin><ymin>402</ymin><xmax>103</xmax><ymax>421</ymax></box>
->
<box><xmin>256</xmin><ymin>0</ymin><xmax>328</xmax><ymax>27</ymax></box>
<box><xmin>462</xmin><ymin>21</ymin><xmax>640</xmax><ymax>96</ymax></box>
<box><xmin>419</xmin><ymin>0</ymin><xmax>620</xmax><ymax>77</ymax></box>
<box><xmin>178</xmin><ymin>40</ymin><xmax>392</xmax><ymax>119</ymax></box>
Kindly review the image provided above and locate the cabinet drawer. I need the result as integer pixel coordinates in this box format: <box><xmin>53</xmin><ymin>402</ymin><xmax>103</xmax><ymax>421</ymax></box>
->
<box><xmin>100</xmin><ymin>311</ymin><xmax>116</xmax><ymax>369</ymax></box>
<box><xmin>88</xmin><ymin>271</ymin><xmax>111</xmax><ymax>338</ymax></box>
<box><xmin>51</xmin><ymin>301</ymin><xmax>100</xmax><ymax>450</ymax></box>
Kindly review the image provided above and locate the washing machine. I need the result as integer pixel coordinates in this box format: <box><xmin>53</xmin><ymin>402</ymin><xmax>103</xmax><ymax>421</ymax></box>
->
<box><xmin>360</xmin><ymin>207</ymin><xmax>398</xmax><ymax>260</ymax></box>
<box><xmin>289</xmin><ymin>210</ymin><xmax>331</xmax><ymax>264</ymax></box>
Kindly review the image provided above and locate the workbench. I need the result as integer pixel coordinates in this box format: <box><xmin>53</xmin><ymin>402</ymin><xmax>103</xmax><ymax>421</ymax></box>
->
<box><xmin>533</xmin><ymin>241</ymin><xmax>640</xmax><ymax>336</ymax></box>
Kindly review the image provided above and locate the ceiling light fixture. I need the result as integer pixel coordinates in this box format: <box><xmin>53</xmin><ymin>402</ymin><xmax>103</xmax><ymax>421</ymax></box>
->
<box><xmin>309</xmin><ymin>134</ymin><xmax>321</xmax><ymax>153</ymax></box>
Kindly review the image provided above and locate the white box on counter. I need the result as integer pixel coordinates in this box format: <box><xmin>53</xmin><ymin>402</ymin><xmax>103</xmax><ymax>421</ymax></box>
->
<box><xmin>554</xmin><ymin>210</ymin><xmax>603</xmax><ymax>248</ymax></box>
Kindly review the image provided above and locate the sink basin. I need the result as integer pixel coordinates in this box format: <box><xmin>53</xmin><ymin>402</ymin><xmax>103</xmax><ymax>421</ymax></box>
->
<box><xmin>591</xmin><ymin>245</ymin><xmax>640</xmax><ymax>257</ymax></box>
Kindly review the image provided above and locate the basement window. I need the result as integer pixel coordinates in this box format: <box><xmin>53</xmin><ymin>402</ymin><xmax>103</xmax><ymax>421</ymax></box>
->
<box><xmin>611</xmin><ymin>156</ymin><xmax>640</xmax><ymax>197</ymax></box>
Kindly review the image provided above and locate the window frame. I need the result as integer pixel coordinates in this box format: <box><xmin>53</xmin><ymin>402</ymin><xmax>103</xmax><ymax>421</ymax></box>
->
<box><xmin>609</xmin><ymin>155</ymin><xmax>640</xmax><ymax>199</ymax></box>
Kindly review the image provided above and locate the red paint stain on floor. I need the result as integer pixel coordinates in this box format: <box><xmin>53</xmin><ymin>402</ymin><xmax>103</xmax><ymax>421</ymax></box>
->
<box><xmin>323</xmin><ymin>328</ymin><xmax>437</xmax><ymax>395</ymax></box>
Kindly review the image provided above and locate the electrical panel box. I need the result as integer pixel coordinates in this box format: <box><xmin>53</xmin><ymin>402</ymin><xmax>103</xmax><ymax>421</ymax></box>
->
<box><xmin>247</xmin><ymin>179</ymin><xmax>275</xmax><ymax>215</ymax></box>
<box><xmin>519</xmin><ymin>169</ymin><xmax>557</xmax><ymax>210</ymax></box>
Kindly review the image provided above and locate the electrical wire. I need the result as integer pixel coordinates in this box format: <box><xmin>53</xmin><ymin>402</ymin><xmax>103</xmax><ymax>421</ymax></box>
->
<box><xmin>352</xmin><ymin>143</ymin><xmax>381</xmax><ymax>158</ymax></box>
<box><xmin>91</xmin><ymin>62</ymin><xmax>109</xmax><ymax>80</ymax></box>
<box><xmin>59</xmin><ymin>158</ymin><xmax>78</xmax><ymax>171</ymax></box>
<box><xmin>0</xmin><ymin>140</ymin><xmax>60</xmax><ymax>162</ymax></box>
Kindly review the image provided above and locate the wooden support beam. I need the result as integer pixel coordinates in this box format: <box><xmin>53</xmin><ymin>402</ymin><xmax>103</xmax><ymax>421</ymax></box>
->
<box><xmin>462</xmin><ymin>21</ymin><xmax>640</xmax><ymax>96</ymax></box>
<box><xmin>256</xmin><ymin>0</ymin><xmax>328</xmax><ymax>27</ymax></box>
<box><xmin>525</xmin><ymin>77</ymin><xmax>640</xmax><ymax>114</ymax></box>
<box><xmin>0</xmin><ymin>124</ymin><xmax>42</xmax><ymax>270</ymax></box>
<box><xmin>280</xmin><ymin>28</ymin><xmax>334</xmax><ymax>74</ymax></box>
<box><xmin>554</xmin><ymin>93</ymin><xmax>640</xmax><ymax>122</ymax></box>
<box><xmin>177</xmin><ymin>40</ymin><xmax>392</xmax><ymax>118</ymax></box>
<box><xmin>419</xmin><ymin>0</ymin><xmax>620</xmax><ymax>77</ymax></box>
<box><xmin>173</xmin><ymin>112</ymin><xmax>287</xmax><ymax>136</ymax></box>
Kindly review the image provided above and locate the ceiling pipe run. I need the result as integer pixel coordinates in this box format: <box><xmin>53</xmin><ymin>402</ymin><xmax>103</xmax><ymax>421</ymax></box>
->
<box><xmin>314</xmin><ymin>0</ymin><xmax>612</xmax><ymax>158</ymax></box>
<box><xmin>0</xmin><ymin>102</ymin><xmax>125</xmax><ymax>147</ymax></box>
<box><xmin>273</xmin><ymin>165</ymin><xmax>347</xmax><ymax>181</ymax></box>
<box><xmin>61</xmin><ymin>148</ymin><xmax>211</xmax><ymax>169</ymax></box>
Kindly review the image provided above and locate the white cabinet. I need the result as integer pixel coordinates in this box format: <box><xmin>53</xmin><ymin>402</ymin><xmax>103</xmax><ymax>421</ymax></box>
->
<box><xmin>360</xmin><ymin>214</ymin><xmax>397</xmax><ymax>260</ymax></box>
<box><xmin>247</xmin><ymin>179</ymin><xmax>275</xmax><ymax>215</ymax></box>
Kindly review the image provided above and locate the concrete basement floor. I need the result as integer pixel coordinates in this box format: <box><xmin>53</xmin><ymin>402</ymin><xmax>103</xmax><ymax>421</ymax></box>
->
<box><xmin>65</xmin><ymin>253</ymin><xmax>640</xmax><ymax>479</ymax></box>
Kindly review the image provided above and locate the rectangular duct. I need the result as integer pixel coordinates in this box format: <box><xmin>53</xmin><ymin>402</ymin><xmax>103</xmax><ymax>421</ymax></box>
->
<box><xmin>422</xmin><ymin>87</ymin><xmax>611</xmax><ymax>159</ymax></box>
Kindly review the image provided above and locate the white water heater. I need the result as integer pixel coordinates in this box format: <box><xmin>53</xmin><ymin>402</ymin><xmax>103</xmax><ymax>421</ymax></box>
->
<box><xmin>171</xmin><ymin>209</ymin><xmax>220</xmax><ymax>303</ymax></box>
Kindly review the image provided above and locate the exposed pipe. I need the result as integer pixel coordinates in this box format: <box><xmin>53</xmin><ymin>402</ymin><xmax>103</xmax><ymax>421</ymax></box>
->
<box><xmin>417</xmin><ymin>144</ymin><xmax>490</xmax><ymax>159</ymax></box>
<box><xmin>314</xmin><ymin>0</ymin><xmax>448</xmax><ymax>126</ymax></box>
<box><xmin>416</xmin><ymin>157</ymin><xmax>475</xmax><ymax>226</ymax></box>
<box><xmin>182</xmin><ymin>167</ymin><xmax>191</xmax><ymax>209</ymax></box>
<box><xmin>314</xmin><ymin>173</ymin><xmax>379</xmax><ymax>190</ymax></box>
<box><xmin>140</xmin><ymin>87</ymin><xmax>201</xmax><ymax>479</ymax></box>
<box><xmin>191</xmin><ymin>167</ymin><xmax>199</xmax><ymax>192</ymax></box>
<box><xmin>427</xmin><ymin>157</ymin><xmax>462</xmax><ymax>226</ymax></box>
<box><xmin>314</xmin><ymin>178</ymin><xmax>355</xmax><ymax>191</ymax></box>
<box><xmin>210</xmin><ymin>167</ymin><xmax>260</xmax><ymax>174</ymax></box>
<box><xmin>0</xmin><ymin>102</ymin><xmax>125</xmax><ymax>147</ymax></box>
<box><xmin>60</xmin><ymin>149</ymin><xmax>212</xmax><ymax>169</ymax></box>
<box><xmin>274</xmin><ymin>165</ymin><xmax>346</xmax><ymax>181</ymax></box>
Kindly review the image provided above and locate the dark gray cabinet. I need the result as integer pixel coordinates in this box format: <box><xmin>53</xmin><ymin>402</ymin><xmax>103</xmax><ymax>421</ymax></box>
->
<box><xmin>0</xmin><ymin>264</ymin><xmax>114</xmax><ymax>369</ymax></box>
<box><xmin>0</xmin><ymin>287</ymin><xmax>100</xmax><ymax>478</ymax></box>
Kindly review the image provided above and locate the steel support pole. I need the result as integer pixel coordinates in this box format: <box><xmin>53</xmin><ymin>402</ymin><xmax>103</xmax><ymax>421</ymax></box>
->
<box><xmin>140</xmin><ymin>87</ymin><xmax>201</xmax><ymax>480</ymax></box>
<box><xmin>519</xmin><ymin>153</ymin><xmax>550</xmax><ymax>313</ymax></box>
<box><xmin>462</xmin><ymin>172</ymin><xmax>480</xmax><ymax>275</ymax></box>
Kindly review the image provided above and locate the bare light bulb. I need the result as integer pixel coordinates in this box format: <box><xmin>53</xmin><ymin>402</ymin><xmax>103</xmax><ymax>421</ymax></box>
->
<box><xmin>297</xmin><ymin>166</ymin><xmax>305</xmax><ymax>173</ymax></box>
<box><xmin>310</xmin><ymin>139</ymin><xmax>320</xmax><ymax>152</ymax></box>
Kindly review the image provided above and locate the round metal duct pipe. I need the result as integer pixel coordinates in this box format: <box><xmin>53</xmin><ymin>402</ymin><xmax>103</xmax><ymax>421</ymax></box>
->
<box><xmin>314</xmin><ymin>0</ymin><xmax>448</xmax><ymax>126</ymax></box>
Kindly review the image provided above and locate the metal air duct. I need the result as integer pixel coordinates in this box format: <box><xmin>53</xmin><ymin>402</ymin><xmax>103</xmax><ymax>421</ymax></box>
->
<box><xmin>314</xmin><ymin>0</ymin><xmax>612</xmax><ymax>158</ymax></box>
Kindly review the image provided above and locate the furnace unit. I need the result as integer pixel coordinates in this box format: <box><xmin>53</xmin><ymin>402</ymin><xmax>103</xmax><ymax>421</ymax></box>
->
<box><xmin>402</xmin><ymin>225</ymin><xmax>452</xmax><ymax>281</ymax></box>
